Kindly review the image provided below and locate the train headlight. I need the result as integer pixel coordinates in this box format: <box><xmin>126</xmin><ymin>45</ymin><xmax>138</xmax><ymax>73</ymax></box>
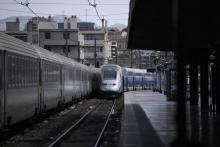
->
<box><xmin>102</xmin><ymin>83</ymin><xmax>107</xmax><ymax>85</ymax></box>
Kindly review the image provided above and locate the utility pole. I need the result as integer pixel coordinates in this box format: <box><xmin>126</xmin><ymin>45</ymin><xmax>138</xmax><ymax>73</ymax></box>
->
<box><xmin>115</xmin><ymin>46</ymin><xmax>118</xmax><ymax>64</ymax></box>
<box><xmin>131</xmin><ymin>49</ymin><xmax>133</xmax><ymax>68</ymax></box>
<box><xmin>65</xmin><ymin>38</ymin><xmax>68</xmax><ymax>57</ymax></box>
<box><xmin>94</xmin><ymin>38</ymin><xmax>97</xmax><ymax>67</ymax></box>
<box><xmin>78</xmin><ymin>41</ymin><xmax>80</xmax><ymax>62</ymax></box>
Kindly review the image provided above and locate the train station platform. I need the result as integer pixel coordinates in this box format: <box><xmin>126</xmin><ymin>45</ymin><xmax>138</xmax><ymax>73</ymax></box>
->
<box><xmin>120</xmin><ymin>91</ymin><xmax>220</xmax><ymax>147</ymax></box>
<box><xmin>120</xmin><ymin>91</ymin><xmax>176</xmax><ymax>147</ymax></box>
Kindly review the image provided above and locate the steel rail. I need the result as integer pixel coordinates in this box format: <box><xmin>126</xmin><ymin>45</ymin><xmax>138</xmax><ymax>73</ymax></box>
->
<box><xmin>47</xmin><ymin>102</ymin><xmax>102</xmax><ymax>147</ymax></box>
<box><xmin>93</xmin><ymin>100</ymin><xmax>115</xmax><ymax>147</ymax></box>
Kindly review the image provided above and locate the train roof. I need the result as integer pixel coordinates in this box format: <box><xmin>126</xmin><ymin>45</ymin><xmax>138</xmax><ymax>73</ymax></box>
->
<box><xmin>100</xmin><ymin>64</ymin><xmax>122</xmax><ymax>71</ymax></box>
<box><xmin>33</xmin><ymin>45</ymin><xmax>63</xmax><ymax>64</ymax></box>
<box><xmin>0</xmin><ymin>32</ymin><xmax>39</xmax><ymax>58</ymax></box>
<box><xmin>0</xmin><ymin>32</ymin><xmax>102</xmax><ymax>72</ymax></box>
<box><xmin>123</xmin><ymin>67</ymin><xmax>147</xmax><ymax>74</ymax></box>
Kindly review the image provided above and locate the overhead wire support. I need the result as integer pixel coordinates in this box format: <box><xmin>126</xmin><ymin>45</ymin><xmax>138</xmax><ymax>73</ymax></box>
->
<box><xmin>87</xmin><ymin>0</ymin><xmax>102</xmax><ymax>21</ymax></box>
<box><xmin>13</xmin><ymin>0</ymin><xmax>39</xmax><ymax>17</ymax></box>
<box><xmin>13</xmin><ymin>0</ymin><xmax>57</xmax><ymax>29</ymax></box>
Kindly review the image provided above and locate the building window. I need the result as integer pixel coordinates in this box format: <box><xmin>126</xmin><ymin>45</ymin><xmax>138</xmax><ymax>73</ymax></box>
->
<box><xmin>99</xmin><ymin>47</ymin><xmax>103</xmax><ymax>52</ymax></box>
<box><xmin>68</xmin><ymin>22</ymin><xmax>71</xmax><ymax>29</ymax></box>
<box><xmin>63</xmin><ymin>32</ymin><xmax>70</xmax><ymax>39</ymax></box>
<box><xmin>44</xmin><ymin>45</ymin><xmax>51</xmax><ymax>51</ymax></box>
<box><xmin>84</xmin><ymin>34</ymin><xmax>104</xmax><ymax>40</ymax></box>
<box><xmin>45</xmin><ymin>32</ymin><xmax>51</xmax><ymax>39</ymax></box>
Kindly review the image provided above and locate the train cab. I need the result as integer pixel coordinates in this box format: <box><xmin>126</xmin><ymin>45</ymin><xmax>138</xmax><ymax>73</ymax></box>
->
<box><xmin>100</xmin><ymin>64</ymin><xmax>123</xmax><ymax>99</ymax></box>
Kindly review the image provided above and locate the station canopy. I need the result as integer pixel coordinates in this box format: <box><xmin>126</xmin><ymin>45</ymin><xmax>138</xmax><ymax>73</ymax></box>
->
<box><xmin>127</xmin><ymin>0</ymin><xmax>219</xmax><ymax>51</ymax></box>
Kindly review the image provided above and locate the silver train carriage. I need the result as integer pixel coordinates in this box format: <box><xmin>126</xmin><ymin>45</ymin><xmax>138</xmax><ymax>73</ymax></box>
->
<box><xmin>0</xmin><ymin>32</ymin><xmax>101</xmax><ymax>129</ymax></box>
<box><xmin>99</xmin><ymin>64</ymin><xmax>123</xmax><ymax>98</ymax></box>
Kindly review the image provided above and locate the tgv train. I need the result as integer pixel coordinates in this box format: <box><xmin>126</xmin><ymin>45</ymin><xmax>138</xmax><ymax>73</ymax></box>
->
<box><xmin>99</xmin><ymin>64</ymin><xmax>123</xmax><ymax>98</ymax></box>
<box><xmin>0</xmin><ymin>32</ymin><xmax>101</xmax><ymax>129</ymax></box>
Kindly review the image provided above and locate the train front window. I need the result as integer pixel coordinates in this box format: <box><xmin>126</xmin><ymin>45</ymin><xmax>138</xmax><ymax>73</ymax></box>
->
<box><xmin>103</xmin><ymin>70</ymin><xmax>117</xmax><ymax>80</ymax></box>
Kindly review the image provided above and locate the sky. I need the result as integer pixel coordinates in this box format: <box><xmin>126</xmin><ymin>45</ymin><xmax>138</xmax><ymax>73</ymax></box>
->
<box><xmin>0</xmin><ymin>0</ymin><xmax>129</xmax><ymax>26</ymax></box>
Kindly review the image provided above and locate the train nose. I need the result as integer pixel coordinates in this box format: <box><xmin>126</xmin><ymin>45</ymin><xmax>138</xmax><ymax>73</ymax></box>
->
<box><xmin>100</xmin><ymin>82</ymin><xmax>118</xmax><ymax>91</ymax></box>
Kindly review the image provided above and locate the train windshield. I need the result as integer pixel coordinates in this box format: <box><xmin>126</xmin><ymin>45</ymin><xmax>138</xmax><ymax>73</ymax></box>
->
<box><xmin>103</xmin><ymin>70</ymin><xmax>117</xmax><ymax>80</ymax></box>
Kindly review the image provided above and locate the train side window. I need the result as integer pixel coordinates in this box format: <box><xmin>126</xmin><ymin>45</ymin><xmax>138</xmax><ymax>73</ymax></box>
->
<box><xmin>44</xmin><ymin>64</ymin><xmax>46</xmax><ymax>82</ymax></box>
<box><xmin>15</xmin><ymin>57</ymin><xmax>19</xmax><ymax>87</ymax></box>
<box><xmin>20</xmin><ymin>58</ymin><xmax>23</xmax><ymax>87</ymax></box>
<box><xmin>8</xmin><ymin>55</ymin><xmax>12</xmax><ymax>88</ymax></box>
<box><xmin>24</xmin><ymin>58</ymin><xmax>27</xmax><ymax>87</ymax></box>
<box><xmin>45</xmin><ymin>64</ymin><xmax>47</xmax><ymax>82</ymax></box>
<box><xmin>23</xmin><ymin>58</ymin><xmax>26</xmax><ymax>86</ymax></box>
<box><xmin>30</xmin><ymin>60</ymin><xmax>33</xmax><ymax>85</ymax></box>
<box><xmin>52</xmin><ymin>65</ymin><xmax>54</xmax><ymax>82</ymax></box>
<box><xmin>33</xmin><ymin>61</ymin><xmax>36</xmax><ymax>84</ymax></box>
<box><xmin>18</xmin><ymin>57</ymin><xmax>21</xmax><ymax>87</ymax></box>
<box><xmin>46</xmin><ymin>64</ymin><xmax>48</xmax><ymax>82</ymax></box>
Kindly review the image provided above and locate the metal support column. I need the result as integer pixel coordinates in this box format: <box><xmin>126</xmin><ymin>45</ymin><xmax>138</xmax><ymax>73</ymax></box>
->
<box><xmin>94</xmin><ymin>38</ymin><xmax>97</xmax><ymax>67</ymax></box>
<box><xmin>189</xmin><ymin>63</ymin><xmax>198</xmax><ymax>105</ymax></box>
<box><xmin>200</xmin><ymin>54</ymin><xmax>209</xmax><ymax>110</ymax></box>
<box><xmin>215</xmin><ymin>47</ymin><xmax>220</xmax><ymax>114</ymax></box>
<box><xmin>176</xmin><ymin>55</ymin><xmax>186</xmax><ymax>142</ymax></box>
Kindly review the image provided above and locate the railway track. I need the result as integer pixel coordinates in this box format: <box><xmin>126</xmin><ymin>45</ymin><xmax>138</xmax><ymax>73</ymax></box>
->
<box><xmin>46</xmin><ymin>100</ymin><xmax>114</xmax><ymax>147</ymax></box>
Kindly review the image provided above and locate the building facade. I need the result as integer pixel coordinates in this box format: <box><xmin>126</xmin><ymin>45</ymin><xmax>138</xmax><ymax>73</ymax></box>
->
<box><xmin>39</xmin><ymin>29</ymin><xmax>80</xmax><ymax>60</ymax></box>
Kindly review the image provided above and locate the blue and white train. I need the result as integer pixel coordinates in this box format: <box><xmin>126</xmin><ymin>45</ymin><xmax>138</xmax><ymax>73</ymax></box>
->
<box><xmin>123</xmin><ymin>67</ymin><xmax>155</xmax><ymax>90</ymax></box>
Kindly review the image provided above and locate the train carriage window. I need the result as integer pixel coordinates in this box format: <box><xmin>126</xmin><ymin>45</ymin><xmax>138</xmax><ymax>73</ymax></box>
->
<box><xmin>82</xmin><ymin>71</ymin><xmax>84</xmax><ymax>82</ymax></box>
<box><xmin>24</xmin><ymin>58</ymin><xmax>27</xmax><ymax>86</ymax></box>
<box><xmin>49</xmin><ymin>65</ymin><xmax>52</xmax><ymax>82</ymax></box>
<box><xmin>20</xmin><ymin>57</ymin><xmax>23</xmax><ymax>87</ymax></box>
<box><xmin>25</xmin><ymin>58</ymin><xmax>29</xmax><ymax>86</ymax></box>
<box><xmin>45</xmin><ymin>64</ymin><xmax>47</xmax><ymax>82</ymax></box>
<box><xmin>15</xmin><ymin>57</ymin><xmax>19</xmax><ymax>87</ymax></box>
<box><xmin>52</xmin><ymin>65</ymin><xmax>54</xmax><ymax>82</ymax></box>
<box><xmin>46</xmin><ymin>64</ymin><xmax>48</xmax><ymax>82</ymax></box>
<box><xmin>33</xmin><ymin>60</ymin><xmax>37</xmax><ymax>84</ymax></box>
<box><xmin>47</xmin><ymin>64</ymin><xmax>50</xmax><ymax>82</ymax></box>
<box><xmin>44</xmin><ymin>64</ymin><xmax>47</xmax><ymax>82</ymax></box>
<box><xmin>53</xmin><ymin>65</ymin><xmax>56</xmax><ymax>82</ymax></box>
<box><xmin>20</xmin><ymin>58</ymin><xmax>24</xmax><ymax>87</ymax></box>
<box><xmin>30</xmin><ymin>60</ymin><xmax>33</xmax><ymax>85</ymax></box>
<box><xmin>76</xmin><ymin>69</ymin><xmax>81</xmax><ymax>82</ymax></box>
<box><xmin>73</xmin><ymin>69</ymin><xmax>75</xmax><ymax>81</ymax></box>
<box><xmin>48</xmin><ymin>64</ymin><xmax>50</xmax><ymax>82</ymax></box>
<box><xmin>28</xmin><ymin>60</ymin><xmax>31</xmax><ymax>85</ymax></box>
<box><xmin>21</xmin><ymin>58</ymin><xmax>25</xmax><ymax>86</ymax></box>
<box><xmin>47</xmin><ymin>64</ymin><xmax>49</xmax><ymax>82</ymax></box>
<box><xmin>18</xmin><ymin>57</ymin><xmax>21</xmax><ymax>87</ymax></box>
<box><xmin>12</xmin><ymin>56</ymin><xmax>16</xmax><ymax>87</ymax></box>
<box><xmin>8</xmin><ymin>55</ymin><xmax>12</xmax><ymax>87</ymax></box>
<box><xmin>31</xmin><ymin>60</ymin><xmax>34</xmax><ymax>85</ymax></box>
<box><xmin>56</xmin><ymin>65</ymin><xmax>58</xmax><ymax>82</ymax></box>
<box><xmin>56</xmin><ymin>66</ymin><xmax>58</xmax><ymax>81</ymax></box>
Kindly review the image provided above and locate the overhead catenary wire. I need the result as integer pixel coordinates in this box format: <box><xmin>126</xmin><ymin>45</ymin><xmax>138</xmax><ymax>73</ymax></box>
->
<box><xmin>1</xmin><ymin>2</ymin><xmax>128</xmax><ymax>5</ymax></box>
<box><xmin>0</xmin><ymin>8</ymin><xmax>128</xmax><ymax>17</ymax></box>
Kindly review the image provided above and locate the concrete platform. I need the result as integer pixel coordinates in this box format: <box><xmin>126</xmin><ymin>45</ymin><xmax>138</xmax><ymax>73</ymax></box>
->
<box><xmin>120</xmin><ymin>91</ymin><xmax>176</xmax><ymax>147</ymax></box>
<box><xmin>120</xmin><ymin>90</ymin><xmax>220</xmax><ymax>147</ymax></box>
